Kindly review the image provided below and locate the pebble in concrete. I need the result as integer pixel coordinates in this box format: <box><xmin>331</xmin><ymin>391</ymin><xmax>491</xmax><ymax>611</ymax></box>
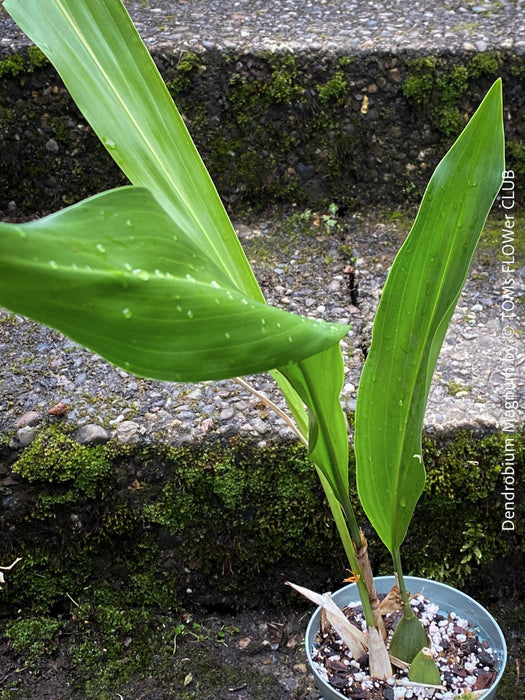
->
<box><xmin>75</xmin><ymin>424</ymin><xmax>110</xmax><ymax>445</ymax></box>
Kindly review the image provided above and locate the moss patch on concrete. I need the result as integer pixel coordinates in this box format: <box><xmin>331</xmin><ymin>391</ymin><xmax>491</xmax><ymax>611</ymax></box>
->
<box><xmin>0</xmin><ymin>48</ymin><xmax>523</xmax><ymax>215</ymax></box>
<box><xmin>1</xmin><ymin>426</ymin><xmax>522</xmax><ymax>615</ymax></box>
<box><xmin>0</xmin><ymin>425</ymin><xmax>522</xmax><ymax>697</ymax></box>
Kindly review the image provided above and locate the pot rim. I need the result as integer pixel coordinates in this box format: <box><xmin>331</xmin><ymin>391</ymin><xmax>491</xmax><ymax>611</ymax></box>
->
<box><xmin>305</xmin><ymin>575</ymin><xmax>507</xmax><ymax>700</ymax></box>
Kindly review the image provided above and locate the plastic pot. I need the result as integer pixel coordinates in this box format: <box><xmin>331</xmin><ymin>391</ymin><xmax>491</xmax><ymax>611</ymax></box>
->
<box><xmin>306</xmin><ymin>576</ymin><xmax>507</xmax><ymax>700</ymax></box>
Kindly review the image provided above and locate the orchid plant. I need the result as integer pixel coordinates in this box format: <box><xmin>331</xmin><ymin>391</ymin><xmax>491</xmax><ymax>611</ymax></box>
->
<box><xmin>0</xmin><ymin>0</ymin><xmax>505</xmax><ymax>687</ymax></box>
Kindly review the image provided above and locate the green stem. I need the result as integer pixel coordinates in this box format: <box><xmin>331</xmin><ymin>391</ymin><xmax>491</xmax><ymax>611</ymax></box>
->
<box><xmin>317</xmin><ymin>469</ymin><xmax>375</xmax><ymax>629</ymax></box>
<box><xmin>339</xmin><ymin>491</ymin><xmax>363</xmax><ymax>546</ymax></box>
<box><xmin>392</xmin><ymin>548</ymin><xmax>415</xmax><ymax>619</ymax></box>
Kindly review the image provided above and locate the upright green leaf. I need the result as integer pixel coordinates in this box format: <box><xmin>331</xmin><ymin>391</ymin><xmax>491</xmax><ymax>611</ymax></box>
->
<box><xmin>0</xmin><ymin>187</ymin><xmax>349</xmax><ymax>381</ymax></box>
<box><xmin>355</xmin><ymin>80</ymin><xmax>505</xmax><ymax>554</ymax></box>
<box><xmin>4</xmin><ymin>0</ymin><xmax>262</xmax><ymax>300</ymax></box>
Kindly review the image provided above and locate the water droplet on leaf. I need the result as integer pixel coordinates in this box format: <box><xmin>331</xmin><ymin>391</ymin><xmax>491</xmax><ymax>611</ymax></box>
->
<box><xmin>132</xmin><ymin>269</ymin><xmax>150</xmax><ymax>281</ymax></box>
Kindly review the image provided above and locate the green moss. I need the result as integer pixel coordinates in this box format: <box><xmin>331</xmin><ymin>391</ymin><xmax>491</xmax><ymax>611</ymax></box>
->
<box><xmin>506</xmin><ymin>139</ymin><xmax>525</xmax><ymax>176</ymax></box>
<box><xmin>266</xmin><ymin>53</ymin><xmax>304</xmax><ymax>104</ymax></box>
<box><xmin>338</xmin><ymin>55</ymin><xmax>355</xmax><ymax>68</ymax></box>
<box><xmin>468</xmin><ymin>52</ymin><xmax>501</xmax><ymax>78</ymax></box>
<box><xmin>397</xmin><ymin>431</ymin><xmax>524</xmax><ymax>586</ymax></box>
<box><xmin>509</xmin><ymin>58</ymin><xmax>525</xmax><ymax>77</ymax></box>
<box><xmin>7</xmin><ymin>550</ymin><xmax>92</xmax><ymax>613</ymax></box>
<box><xmin>26</xmin><ymin>46</ymin><xmax>48</xmax><ymax>70</ymax></box>
<box><xmin>446</xmin><ymin>381</ymin><xmax>472</xmax><ymax>396</ymax></box>
<box><xmin>228</xmin><ymin>54</ymin><xmax>302</xmax><ymax>110</ymax></box>
<box><xmin>317</xmin><ymin>70</ymin><xmax>348</xmax><ymax>106</ymax></box>
<box><xmin>1</xmin><ymin>603</ymin><xmax>280</xmax><ymax>699</ymax></box>
<box><xmin>166</xmin><ymin>51</ymin><xmax>203</xmax><ymax>95</ymax></box>
<box><xmin>402</xmin><ymin>52</ymin><xmax>503</xmax><ymax>139</ymax></box>
<box><xmin>402</xmin><ymin>56</ymin><xmax>439</xmax><ymax>106</ymax></box>
<box><xmin>1</xmin><ymin>47</ymin><xmax>523</xmax><ymax>213</ymax></box>
<box><xmin>2</xmin><ymin>429</ymin><xmax>523</xmax><ymax>617</ymax></box>
<box><xmin>0</xmin><ymin>53</ymin><xmax>24</xmax><ymax>78</ymax></box>
<box><xmin>0</xmin><ymin>430</ymin><xmax>523</xmax><ymax>695</ymax></box>
<box><xmin>403</xmin><ymin>58</ymin><xmax>467</xmax><ymax>138</ymax></box>
<box><xmin>142</xmin><ymin>441</ymin><xmax>335</xmax><ymax>579</ymax></box>
<box><xmin>12</xmin><ymin>425</ymin><xmax>111</xmax><ymax>498</ymax></box>
<box><xmin>5</xmin><ymin>616</ymin><xmax>62</xmax><ymax>663</ymax></box>
<box><xmin>0</xmin><ymin>47</ymin><xmax>48</xmax><ymax>79</ymax></box>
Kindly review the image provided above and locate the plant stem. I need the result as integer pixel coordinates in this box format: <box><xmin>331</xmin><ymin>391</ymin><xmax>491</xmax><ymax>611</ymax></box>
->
<box><xmin>392</xmin><ymin>548</ymin><xmax>415</xmax><ymax>619</ymax></box>
<box><xmin>317</xmin><ymin>470</ymin><xmax>375</xmax><ymax>630</ymax></box>
<box><xmin>253</xmin><ymin>366</ymin><xmax>377</xmax><ymax>629</ymax></box>
<box><xmin>356</xmin><ymin>534</ymin><xmax>387</xmax><ymax>639</ymax></box>
<box><xmin>339</xmin><ymin>491</ymin><xmax>364</xmax><ymax>546</ymax></box>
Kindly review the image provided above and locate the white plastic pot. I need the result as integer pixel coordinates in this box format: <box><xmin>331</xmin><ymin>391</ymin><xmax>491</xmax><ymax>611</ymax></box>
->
<box><xmin>306</xmin><ymin>576</ymin><xmax>507</xmax><ymax>700</ymax></box>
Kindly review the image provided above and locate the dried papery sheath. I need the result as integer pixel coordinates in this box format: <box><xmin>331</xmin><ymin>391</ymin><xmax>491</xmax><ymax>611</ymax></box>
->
<box><xmin>286</xmin><ymin>582</ymin><xmax>368</xmax><ymax>663</ymax></box>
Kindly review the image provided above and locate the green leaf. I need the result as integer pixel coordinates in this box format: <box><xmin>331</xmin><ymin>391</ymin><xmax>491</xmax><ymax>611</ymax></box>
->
<box><xmin>3</xmin><ymin>0</ymin><xmax>341</xmax><ymax>470</ymax></box>
<box><xmin>407</xmin><ymin>648</ymin><xmax>442</xmax><ymax>686</ymax></box>
<box><xmin>0</xmin><ymin>187</ymin><xmax>349</xmax><ymax>382</ymax></box>
<box><xmin>270</xmin><ymin>369</ymin><xmax>309</xmax><ymax>439</ymax></box>
<box><xmin>389</xmin><ymin>612</ymin><xmax>428</xmax><ymax>664</ymax></box>
<box><xmin>3</xmin><ymin>0</ymin><xmax>262</xmax><ymax>301</ymax></box>
<box><xmin>355</xmin><ymin>80</ymin><xmax>505</xmax><ymax>554</ymax></box>
<box><xmin>280</xmin><ymin>345</ymin><xmax>350</xmax><ymax>509</ymax></box>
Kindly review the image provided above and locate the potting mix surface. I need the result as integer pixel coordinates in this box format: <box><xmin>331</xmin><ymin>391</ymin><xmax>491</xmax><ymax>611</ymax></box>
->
<box><xmin>312</xmin><ymin>594</ymin><xmax>499</xmax><ymax>699</ymax></box>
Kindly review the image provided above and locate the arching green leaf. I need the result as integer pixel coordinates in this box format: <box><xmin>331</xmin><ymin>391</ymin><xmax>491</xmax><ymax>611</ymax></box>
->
<box><xmin>0</xmin><ymin>187</ymin><xmax>349</xmax><ymax>382</ymax></box>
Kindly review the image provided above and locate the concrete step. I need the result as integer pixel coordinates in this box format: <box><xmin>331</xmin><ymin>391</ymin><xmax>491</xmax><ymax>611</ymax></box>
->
<box><xmin>0</xmin><ymin>206</ymin><xmax>522</xmax><ymax>447</ymax></box>
<box><xmin>0</xmin><ymin>1</ymin><xmax>523</xmax><ymax>213</ymax></box>
<box><xmin>0</xmin><ymin>2</ymin><xmax>522</xmax><ymax>445</ymax></box>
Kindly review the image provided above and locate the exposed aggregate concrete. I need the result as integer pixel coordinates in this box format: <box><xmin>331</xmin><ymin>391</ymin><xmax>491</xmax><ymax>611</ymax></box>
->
<box><xmin>0</xmin><ymin>1</ymin><xmax>522</xmax><ymax>465</ymax></box>
<box><xmin>0</xmin><ymin>0</ymin><xmax>523</xmax><ymax>54</ymax></box>
<box><xmin>1</xmin><ymin>209</ymin><xmax>522</xmax><ymax>449</ymax></box>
